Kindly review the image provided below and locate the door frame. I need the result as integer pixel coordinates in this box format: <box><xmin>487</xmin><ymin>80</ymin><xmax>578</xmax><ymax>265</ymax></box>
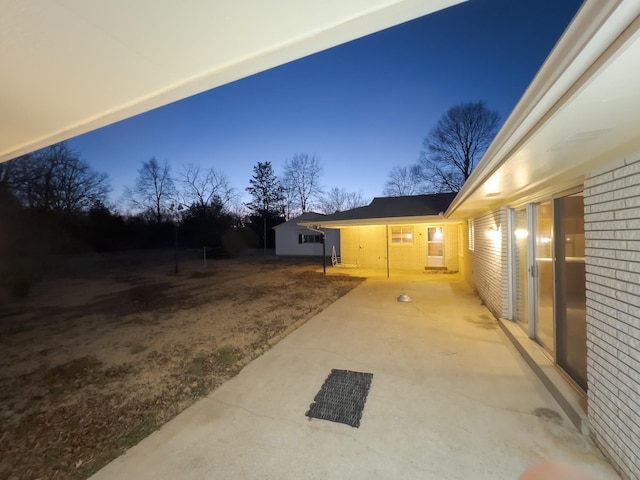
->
<box><xmin>426</xmin><ymin>226</ymin><xmax>445</xmax><ymax>267</ymax></box>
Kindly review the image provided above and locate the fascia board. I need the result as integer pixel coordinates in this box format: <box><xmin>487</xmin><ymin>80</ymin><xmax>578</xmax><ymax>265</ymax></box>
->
<box><xmin>299</xmin><ymin>215</ymin><xmax>462</xmax><ymax>228</ymax></box>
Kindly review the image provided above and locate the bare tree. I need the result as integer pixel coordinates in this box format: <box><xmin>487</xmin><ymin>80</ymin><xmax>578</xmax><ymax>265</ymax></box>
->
<box><xmin>282</xmin><ymin>153</ymin><xmax>323</xmax><ymax>214</ymax></box>
<box><xmin>383</xmin><ymin>165</ymin><xmax>423</xmax><ymax>197</ymax></box>
<box><xmin>178</xmin><ymin>163</ymin><xmax>236</xmax><ymax>210</ymax></box>
<box><xmin>226</xmin><ymin>198</ymin><xmax>249</xmax><ymax>227</ymax></box>
<box><xmin>2</xmin><ymin>142</ymin><xmax>110</xmax><ymax>212</ymax></box>
<box><xmin>280</xmin><ymin>174</ymin><xmax>296</xmax><ymax>220</ymax></box>
<box><xmin>416</xmin><ymin>101</ymin><xmax>500</xmax><ymax>193</ymax></box>
<box><xmin>319</xmin><ymin>187</ymin><xmax>369</xmax><ymax>214</ymax></box>
<box><xmin>125</xmin><ymin>157</ymin><xmax>176</xmax><ymax>222</ymax></box>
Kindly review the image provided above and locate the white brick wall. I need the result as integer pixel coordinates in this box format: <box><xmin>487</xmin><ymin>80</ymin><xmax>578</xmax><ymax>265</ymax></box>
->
<box><xmin>471</xmin><ymin>210</ymin><xmax>507</xmax><ymax>318</ymax></box>
<box><xmin>585</xmin><ymin>154</ymin><xmax>640</xmax><ymax>480</ymax></box>
<box><xmin>444</xmin><ymin>223</ymin><xmax>460</xmax><ymax>272</ymax></box>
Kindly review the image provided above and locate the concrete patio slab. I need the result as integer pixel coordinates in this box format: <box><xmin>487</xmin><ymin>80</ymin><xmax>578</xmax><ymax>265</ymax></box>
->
<box><xmin>89</xmin><ymin>274</ymin><xmax>619</xmax><ymax>480</ymax></box>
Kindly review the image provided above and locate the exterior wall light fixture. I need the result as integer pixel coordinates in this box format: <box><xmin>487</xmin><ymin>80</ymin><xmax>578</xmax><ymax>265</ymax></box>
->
<box><xmin>487</xmin><ymin>224</ymin><xmax>500</xmax><ymax>240</ymax></box>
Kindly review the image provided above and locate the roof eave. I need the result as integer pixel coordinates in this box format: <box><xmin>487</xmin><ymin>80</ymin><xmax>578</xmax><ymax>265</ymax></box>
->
<box><xmin>446</xmin><ymin>0</ymin><xmax>635</xmax><ymax>219</ymax></box>
<box><xmin>300</xmin><ymin>214</ymin><xmax>462</xmax><ymax>228</ymax></box>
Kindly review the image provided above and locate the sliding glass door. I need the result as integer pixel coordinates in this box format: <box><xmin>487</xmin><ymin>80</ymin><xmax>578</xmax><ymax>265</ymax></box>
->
<box><xmin>535</xmin><ymin>201</ymin><xmax>554</xmax><ymax>354</ymax></box>
<box><xmin>512</xmin><ymin>208</ymin><xmax>529</xmax><ymax>331</ymax></box>
<box><xmin>554</xmin><ymin>193</ymin><xmax>587</xmax><ymax>390</ymax></box>
<box><xmin>510</xmin><ymin>193</ymin><xmax>587</xmax><ymax>391</ymax></box>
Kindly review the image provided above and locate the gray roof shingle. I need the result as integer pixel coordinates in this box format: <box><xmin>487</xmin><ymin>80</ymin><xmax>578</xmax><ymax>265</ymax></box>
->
<box><xmin>317</xmin><ymin>193</ymin><xmax>456</xmax><ymax>222</ymax></box>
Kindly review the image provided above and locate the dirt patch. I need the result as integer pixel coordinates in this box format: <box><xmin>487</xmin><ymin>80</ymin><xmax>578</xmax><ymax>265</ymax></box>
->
<box><xmin>0</xmin><ymin>252</ymin><xmax>364</xmax><ymax>480</ymax></box>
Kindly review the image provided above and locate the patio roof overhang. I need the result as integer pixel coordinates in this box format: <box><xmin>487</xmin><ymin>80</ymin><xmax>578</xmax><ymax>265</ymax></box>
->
<box><xmin>299</xmin><ymin>215</ymin><xmax>462</xmax><ymax>228</ymax></box>
<box><xmin>0</xmin><ymin>0</ymin><xmax>463</xmax><ymax>163</ymax></box>
<box><xmin>446</xmin><ymin>1</ymin><xmax>640</xmax><ymax>219</ymax></box>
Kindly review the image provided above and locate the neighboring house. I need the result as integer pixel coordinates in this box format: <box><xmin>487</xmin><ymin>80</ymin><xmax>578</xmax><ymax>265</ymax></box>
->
<box><xmin>274</xmin><ymin>212</ymin><xmax>340</xmax><ymax>257</ymax></box>
<box><xmin>444</xmin><ymin>3</ymin><xmax>640</xmax><ymax>479</ymax></box>
<box><xmin>301</xmin><ymin>194</ymin><xmax>458</xmax><ymax>275</ymax></box>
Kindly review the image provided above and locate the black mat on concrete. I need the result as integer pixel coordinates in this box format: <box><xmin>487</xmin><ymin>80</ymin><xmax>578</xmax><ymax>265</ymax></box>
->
<box><xmin>305</xmin><ymin>369</ymin><xmax>373</xmax><ymax>428</ymax></box>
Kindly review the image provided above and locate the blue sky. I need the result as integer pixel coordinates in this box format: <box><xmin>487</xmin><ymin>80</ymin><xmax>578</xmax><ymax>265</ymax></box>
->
<box><xmin>68</xmin><ymin>0</ymin><xmax>583</xmax><ymax>209</ymax></box>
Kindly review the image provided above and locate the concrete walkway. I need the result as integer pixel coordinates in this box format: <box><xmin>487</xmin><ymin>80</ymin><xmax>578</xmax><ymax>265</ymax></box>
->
<box><xmin>90</xmin><ymin>274</ymin><xmax>618</xmax><ymax>480</ymax></box>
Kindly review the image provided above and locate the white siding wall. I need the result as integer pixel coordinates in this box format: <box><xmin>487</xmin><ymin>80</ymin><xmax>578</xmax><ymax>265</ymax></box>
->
<box><xmin>471</xmin><ymin>209</ymin><xmax>508</xmax><ymax>319</ymax></box>
<box><xmin>324</xmin><ymin>229</ymin><xmax>341</xmax><ymax>257</ymax></box>
<box><xmin>584</xmin><ymin>154</ymin><xmax>640</xmax><ymax>480</ymax></box>
<box><xmin>275</xmin><ymin>225</ymin><xmax>339</xmax><ymax>256</ymax></box>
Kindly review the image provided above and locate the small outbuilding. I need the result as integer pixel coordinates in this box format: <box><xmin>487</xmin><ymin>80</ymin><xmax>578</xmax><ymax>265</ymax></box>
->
<box><xmin>273</xmin><ymin>212</ymin><xmax>340</xmax><ymax>257</ymax></box>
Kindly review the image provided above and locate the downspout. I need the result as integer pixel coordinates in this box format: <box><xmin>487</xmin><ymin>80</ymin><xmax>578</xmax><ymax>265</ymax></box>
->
<box><xmin>386</xmin><ymin>224</ymin><xmax>390</xmax><ymax>279</ymax></box>
<box><xmin>306</xmin><ymin>225</ymin><xmax>326</xmax><ymax>275</ymax></box>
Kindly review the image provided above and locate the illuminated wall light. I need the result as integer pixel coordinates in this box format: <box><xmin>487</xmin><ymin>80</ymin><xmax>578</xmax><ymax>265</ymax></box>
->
<box><xmin>486</xmin><ymin>224</ymin><xmax>500</xmax><ymax>240</ymax></box>
<box><xmin>514</xmin><ymin>229</ymin><xmax>528</xmax><ymax>239</ymax></box>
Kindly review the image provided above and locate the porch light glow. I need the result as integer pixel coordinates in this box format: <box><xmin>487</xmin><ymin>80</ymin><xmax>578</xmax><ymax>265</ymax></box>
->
<box><xmin>433</xmin><ymin>227</ymin><xmax>442</xmax><ymax>241</ymax></box>
<box><xmin>487</xmin><ymin>225</ymin><xmax>500</xmax><ymax>240</ymax></box>
<box><xmin>514</xmin><ymin>229</ymin><xmax>528</xmax><ymax>239</ymax></box>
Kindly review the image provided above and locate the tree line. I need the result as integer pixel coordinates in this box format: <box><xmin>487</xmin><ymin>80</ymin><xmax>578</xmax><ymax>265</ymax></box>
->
<box><xmin>0</xmin><ymin>100</ymin><xmax>499</xmax><ymax>295</ymax></box>
<box><xmin>0</xmin><ymin>142</ymin><xmax>369</xmax><ymax>294</ymax></box>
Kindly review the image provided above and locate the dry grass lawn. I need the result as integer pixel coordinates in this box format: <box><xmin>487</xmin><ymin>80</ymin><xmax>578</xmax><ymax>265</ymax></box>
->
<box><xmin>0</xmin><ymin>251</ymin><xmax>364</xmax><ymax>480</ymax></box>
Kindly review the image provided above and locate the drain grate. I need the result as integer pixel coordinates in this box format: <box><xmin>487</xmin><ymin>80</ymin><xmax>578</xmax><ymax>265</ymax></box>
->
<box><xmin>305</xmin><ymin>369</ymin><xmax>373</xmax><ymax>428</ymax></box>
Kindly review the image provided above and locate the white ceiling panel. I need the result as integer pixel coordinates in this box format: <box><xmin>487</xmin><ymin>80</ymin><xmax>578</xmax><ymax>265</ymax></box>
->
<box><xmin>0</xmin><ymin>0</ymin><xmax>463</xmax><ymax>162</ymax></box>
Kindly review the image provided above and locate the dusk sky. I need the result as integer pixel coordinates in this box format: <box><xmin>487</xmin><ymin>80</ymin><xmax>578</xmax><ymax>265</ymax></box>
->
<box><xmin>68</xmin><ymin>0</ymin><xmax>583</xmax><ymax>209</ymax></box>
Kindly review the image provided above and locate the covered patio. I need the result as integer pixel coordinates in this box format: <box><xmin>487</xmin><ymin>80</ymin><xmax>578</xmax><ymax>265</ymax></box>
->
<box><xmin>89</xmin><ymin>274</ymin><xmax>617</xmax><ymax>479</ymax></box>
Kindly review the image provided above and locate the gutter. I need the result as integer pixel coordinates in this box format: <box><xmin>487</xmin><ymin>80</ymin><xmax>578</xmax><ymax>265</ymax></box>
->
<box><xmin>299</xmin><ymin>215</ymin><xmax>462</xmax><ymax>228</ymax></box>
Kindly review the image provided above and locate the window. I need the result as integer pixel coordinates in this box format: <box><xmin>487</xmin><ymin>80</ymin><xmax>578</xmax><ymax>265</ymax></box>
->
<box><xmin>391</xmin><ymin>226</ymin><xmax>413</xmax><ymax>244</ymax></box>
<box><xmin>468</xmin><ymin>219</ymin><xmax>475</xmax><ymax>251</ymax></box>
<box><xmin>298</xmin><ymin>233</ymin><xmax>323</xmax><ymax>244</ymax></box>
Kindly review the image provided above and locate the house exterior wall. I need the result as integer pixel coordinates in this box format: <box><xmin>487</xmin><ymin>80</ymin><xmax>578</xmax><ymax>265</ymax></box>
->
<box><xmin>274</xmin><ymin>224</ymin><xmax>339</xmax><ymax>256</ymax></box>
<box><xmin>338</xmin><ymin>223</ymin><xmax>460</xmax><ymax>273</ymax></box>
<box><xmin>339</xmin><ymin>227</ymin><xmax>361</xmax><ymax>266</ymax></box>
<box><xmin>387</xmin><ymin>224</ymin><xmax>425</xmax><ymax>272</ymax></box>
<box><xmin>323</xmin><ymin>229</ymin><xmax>341</xmax><ymax>257</ymax></box>
<box><xmin>358</xmin><ymin>225</ymin><xmax>387</xmax><ymax>269</ymax></box>
<box><xmin>457</xmin><ymin>221</ymin><xmax>470</xmax><ymax>280</ymax></box>
<box><xmin>468</xmin><ymin>209</ymin><xmax>508</xmax><ymax>319</ymax></box>
<box><xmin>443</xmin><ymin>223</ymin><xmax>460</xmax><ymax>273</ymax></box>
<box><xmin>584</xmin><ymin>153</ymin><xmax>640</xmax><ymax>480</ymax></box>
<box><xmin>339</xmin><ymin>226</ymin><xmax>386</xmax><ymax>269</ymax></box>
<box><xmin>461</xmin><ymin>155</ymin><xmax>640</xmax><ymax>478</ymax></box>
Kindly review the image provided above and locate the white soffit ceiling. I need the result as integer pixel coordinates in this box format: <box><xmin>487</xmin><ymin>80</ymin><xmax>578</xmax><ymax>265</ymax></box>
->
<box><xmin>447</xmin><ymin>0</ymin><xmax>640</xmax><ymax>218</ymax></box>
<box><xmin>0</xmin><ymin>0</ymin><xmax>463</xmax><ymax>163</ymax></box>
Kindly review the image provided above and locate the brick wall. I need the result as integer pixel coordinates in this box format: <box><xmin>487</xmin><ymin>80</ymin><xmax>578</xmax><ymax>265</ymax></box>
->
<box><xmin>387</xmin><ymin>224</ymin><xmax>426</xmax><ymax>272</ymax></box>
<box><xmin>444</xmin><ymin>223</ymin><xmax>460</xmax><ymax>272</ymax></box>
<box><xmin>471</xmin><ymin>209</ymin><xmax>507</xmax><ymax>318</ymax></box>
<box><xmin>584</xmin><ymin>154</ymin><xmax>640</xmax><ymax>480</ymax></box>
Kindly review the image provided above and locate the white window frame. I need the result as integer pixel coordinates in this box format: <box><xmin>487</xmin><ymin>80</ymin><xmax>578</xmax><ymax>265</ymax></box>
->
<box><xmin>390</xmin><ymin>226</ymin><xmax>414</xmax><ymax>245</ymax></box>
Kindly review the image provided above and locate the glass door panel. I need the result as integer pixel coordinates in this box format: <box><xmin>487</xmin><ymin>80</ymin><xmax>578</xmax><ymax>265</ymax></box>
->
<box><xmin>427</xmin><ymin>227</ymin><xmax>444</xmax><ymax>267</ymax></box>
<box><xmin>554</xmin><ymin>193</ymin><xmax>587</xmax><ymax>390</ymax></box>
<box><xmin>535</xmin><ymin>202</ymin><xmax>554</xmax><ymax>354</ymax></box>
